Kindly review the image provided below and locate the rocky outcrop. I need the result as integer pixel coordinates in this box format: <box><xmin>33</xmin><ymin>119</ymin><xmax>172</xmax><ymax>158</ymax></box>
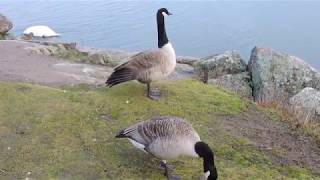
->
<box><xmin>194</xmin><ymin>51</ymin><xmax>252</xmax><ymax>98</ymax></box>
<box><xmin>88</xmin><ymin>52</ymin><xmax>113</xmax><ymax>66</ymax></box>
<box><xmin>208</xmin><ymin>72</ymin><xmax>252</xmax><ymax>99</ymax></box>
<box><xmin>177</xmin><ymin>56</ymin><xmax>199</xmax><ymax>66</ymax></box>
<box><xmin>24</xmin><ymin>42</ymin><xmax>117</xmax><ymax>66</ymax></box>
<box><xmin>195</xmin><ymin>51</ymin><xmax>247</xmax><ymax>82</ymax></box>
<box><xmin>248</xmin><ymin>47</ymin><xmax>320</xmax><ymax>104</ymax></box>
<box><xmin>289</xmin><ymin>87</ymin><xmax>320</xmax><ymax>123</ymax></box>
<box><xmin>168</xmin><ymin>63</ymin><xmax>195</xmax><ymax>80</ymax></box>
<box><xmin>0</xmin><ymin>13</ymin><xmax>13</xmax><ymax>35</ymax></box>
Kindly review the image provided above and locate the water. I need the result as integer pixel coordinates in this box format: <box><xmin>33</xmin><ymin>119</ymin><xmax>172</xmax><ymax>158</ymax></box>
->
<box><xmin>1</xmin><ymin>1</ymin><xmax>320</xmax><ymax>69</ymax></box>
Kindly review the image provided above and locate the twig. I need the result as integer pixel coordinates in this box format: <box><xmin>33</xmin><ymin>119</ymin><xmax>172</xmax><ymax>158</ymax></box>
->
<box><xmin>0</xmin><ymin>168</ymin><xmax>7</xmax><ymax>175</ymax></box>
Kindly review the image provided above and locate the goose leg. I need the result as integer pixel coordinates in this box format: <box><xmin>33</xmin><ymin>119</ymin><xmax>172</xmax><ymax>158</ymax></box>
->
<box><xmin>160</xmin><ymin>160</ymin><xmax>180</xmax><ymax>180</ymax></box>
<box><xmin>147</xmin><ymin>82</ymin><xmax>151</xmax><ymax>97</ymax></box>
<box><xmin>147</xmin><ymin>82</ymin><xmax>161</xmax><ymax>100</ymax></box>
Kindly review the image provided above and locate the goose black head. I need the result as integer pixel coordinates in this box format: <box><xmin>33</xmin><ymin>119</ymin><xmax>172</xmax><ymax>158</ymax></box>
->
<box><xmin>156</xmin><ymin>8</ymin><xmax>172</xmax><ymax>48</ymax></box>
<box><xmin>195</xmin><ymin>142</ymin><xmax>218</xmax><ymax>180</ymax></box>
<box><xmin>157</xmin><ymin>8</ymin><xmax>172</xmax><ymax>18</ymax></box>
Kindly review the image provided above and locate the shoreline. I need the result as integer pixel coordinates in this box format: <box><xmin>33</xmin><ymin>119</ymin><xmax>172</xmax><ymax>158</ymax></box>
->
<box><xmin>1</xmin><ymin>39</ymin><xmax>319</xmax><ymax>125</ymax></box>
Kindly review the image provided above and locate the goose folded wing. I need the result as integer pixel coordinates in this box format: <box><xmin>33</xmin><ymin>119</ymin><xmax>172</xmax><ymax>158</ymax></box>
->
<box><xmin>115</xmin><ymin>49</ymin><xmax>167</xmax><ymax>71</ymax></box>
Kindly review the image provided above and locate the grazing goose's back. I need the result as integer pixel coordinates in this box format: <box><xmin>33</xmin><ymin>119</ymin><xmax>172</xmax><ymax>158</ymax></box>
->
<box><xmin>117</xmin><ymin>116</ymin><xmax>200</xmax><ymax>159</ymax></box>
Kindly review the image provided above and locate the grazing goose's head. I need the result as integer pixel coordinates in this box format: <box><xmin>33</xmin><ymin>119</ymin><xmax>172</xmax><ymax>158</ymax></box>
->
<box><xmin>195</xmin><ymin>142</ymin><xmax>218</xmax><ymax>180</ymax></box>
<box><xmin>156</xmin><ymin>8</ymin><xmax>172</xmax><ymax>48</ymax></box>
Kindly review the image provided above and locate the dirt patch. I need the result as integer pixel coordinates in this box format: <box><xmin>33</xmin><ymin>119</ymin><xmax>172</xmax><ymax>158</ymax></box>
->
<box><xmin>0</xmin><ymin>40</ymin><xmax>112</xmax><ymax>86</ymax></box>
<box><xmin>220</xmin><ymin>106</ymin><xmax>320</xmax><ymax>175</ymax></box>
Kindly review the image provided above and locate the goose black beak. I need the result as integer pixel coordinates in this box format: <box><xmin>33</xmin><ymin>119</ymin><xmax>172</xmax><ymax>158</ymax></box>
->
<box><xmin>167</xmin><ymin>12</ymin><xmax>173</xmax><ymax>16</ymax></box>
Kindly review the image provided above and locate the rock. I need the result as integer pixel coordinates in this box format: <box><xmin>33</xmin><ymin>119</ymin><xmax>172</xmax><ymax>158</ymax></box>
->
<box><xmin>23</xmin><ymin>41</ymin><xmax>118</xmax><ymax>66</ymax></box>
<box><xmin>248</xmin><ymin>47</ymin><xmax>320</xmax><ymax>104</ymax></box>
<box><xmin>21</xmin><ymin>34</ymin><xmax>33</xmax><ymax>41</ymax></box>
<box><xmin>88</xmin><ymin>53</ymin><xmax>114</xmax><ymax>66</ymax></box>
<box><xmin>289</xmin><ymin>87</ymin><xmax>320</xmax><ymax>123</ymax></box>
<box><xmin>195</xmin><ymin>51</ymin><xmax>247</xmax><ymax>83</ymax></box>
<box><xmin>208</xmin><ymin>72</ymin><xmax>253</xmax><ymax>99</ymax></box>
<box><xmin>168</xmin><ymin>63</ymin><xmax>195</xmax><ymax>80</ymax></box>
<box><xmin>39</xmin><ymin>47</ymin><xmax>52</xmax><ymax>56</ymax></box>
<box><xmin>177</xmin><ymin>56</ymin><xmax>200</xmax><ymax>66</ymax></box>
<box><xmin>62</xmin><ymin>43</ymin><xmax>77</xmax><ymax>50</ymax></box>
<box><xmin>0</xmin><ymin>13</ymin><xmax>13</xmax><ymax>34</ymax></box>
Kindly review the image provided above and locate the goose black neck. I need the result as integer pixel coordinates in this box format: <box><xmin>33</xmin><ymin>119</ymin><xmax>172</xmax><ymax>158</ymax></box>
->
<box><xmin>157</xmin><ymin>13</ymin><xmax>169</xmax><ymax>48</ymax></box>
<box><xmin>195</xmin><ymin>142</ymin><xmax>218</xmax><ymax>180</ymax></box>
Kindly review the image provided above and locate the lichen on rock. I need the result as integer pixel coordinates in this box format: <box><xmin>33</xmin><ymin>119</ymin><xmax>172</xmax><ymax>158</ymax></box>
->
<box><xmin>248</xmin><ymin>47</ymin><xmax>320</xmax><ymax>104</ymax></box>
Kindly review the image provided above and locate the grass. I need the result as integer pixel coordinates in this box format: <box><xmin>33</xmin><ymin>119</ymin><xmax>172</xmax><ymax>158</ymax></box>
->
<box><xmin>0</xmin><ymin>80</ymin><xmax>318</xmax><ymax>179</ymax></box>
<box><xmin>55</xmin><ymin>49</ymin><xmax>90</xmax><ymax>64</ymax></box>
<box><xmin>0</xmin><ymin>34</ymin><xmax>4</xmax><ymax>40</ymax></box>
<box><xmin>54</xmin><ymin>48</ymin><xmax>117</xmax><ymax>67</ymax></box>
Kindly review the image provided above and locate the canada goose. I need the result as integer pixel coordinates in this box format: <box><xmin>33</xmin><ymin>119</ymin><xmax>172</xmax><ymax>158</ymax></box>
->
<box><xmin>115</xmin><ymin>116</ymin><xmax>218</xmax><ymax>180</ymax></box>
<box><xmin>106</xmin><ymin>8</ymin><xmax>176</xmax><ymax>100</ymax></box>
<box><xmin>23</xmin><ymin>25</ymin><xmax>60</xmax><ymax>37</ymax></box>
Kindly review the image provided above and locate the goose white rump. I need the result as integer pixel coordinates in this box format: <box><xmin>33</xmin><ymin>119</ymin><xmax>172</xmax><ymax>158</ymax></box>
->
<box><xmin>23</xmin><ymin>25</ymin><xmax>60</xmax><ymax>37</ymax></box>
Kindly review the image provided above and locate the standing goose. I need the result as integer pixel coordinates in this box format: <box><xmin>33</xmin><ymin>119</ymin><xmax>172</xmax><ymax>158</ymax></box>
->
<box><xmin>115</xmin><ymin>116</ymin><xmax>218</xmax><ymax>180</ymax></box>
<box><xmin>106</xmin><ymin>8</ymin><xmax>176</xmax><ymax>99</ymax></box>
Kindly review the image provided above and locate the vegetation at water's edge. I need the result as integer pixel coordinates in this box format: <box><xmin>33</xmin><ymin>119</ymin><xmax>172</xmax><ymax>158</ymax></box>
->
<box><xmin>0</xmin><ymin>80</ymin><xmax>318</xmax><ymax>179</ymax></box>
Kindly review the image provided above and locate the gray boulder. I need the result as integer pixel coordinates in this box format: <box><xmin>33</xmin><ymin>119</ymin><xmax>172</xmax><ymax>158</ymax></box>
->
<box><xmin>88</xmin><ymin>52</ymin><xmax>115</xmax><ymax>66</ymax></box>
<box><xmin>289</xmin><ymin>87</ymin><xmax>320</xmax><ymax>123</ymax></box>
<box><xmin>248</xmin><ymin>47</ymin><xmax>320</xmax><ymax>104</ymax></box>
<box><xmin>177</xmin><ymin>56</ymin><xmax>200</xmax><ymax>66</ymax></box>
<box><xmin>24</xmin><ymin>41</ymin><xmax>119</xmax><ymax>67</ymax></box>
<box><xmin>0</xmin><ymin>13</ymin><xmax>13</xmax><ymax>35</ymax></box>
<box><xmin>168</xmin><ymin>63</ymin><xmax>195</xmax><ymax>80</ymax></box>
<box><xmin>195</xmin><ymin>51</ymin><xmax>247</xmax><ymax>82</ymax></box>
<box><xmin>208</xmin><ymin>72</ymin><xmax>252</xmax><ymax>99</ymax></box>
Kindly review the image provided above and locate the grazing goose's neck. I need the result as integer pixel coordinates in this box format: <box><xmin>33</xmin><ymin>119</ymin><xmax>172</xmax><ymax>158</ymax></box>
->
<box><xmin>157</xmin><ymin>13</ymin><xmax>169</xmax><ymax>48</ymax></box>
<box><xmin>195</xmin><ymin>142</ymin><xmax>218</xmax><ymax>180</ymax></box>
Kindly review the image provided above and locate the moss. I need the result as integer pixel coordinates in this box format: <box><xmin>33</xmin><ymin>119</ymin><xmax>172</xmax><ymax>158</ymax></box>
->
<box><xmin>55</xmin><ymin>49</ymin><xmax>89</xmax><ymax>64</ymax></box>
<box><xmin>0</xmin><ymin>80</ymin><xmax>318</xmax><ymax>179</ymax></box>
<box><xmin>54</xmin><ymin>48</ymin><xmax>117</xmax><ymax>67</ymax></box>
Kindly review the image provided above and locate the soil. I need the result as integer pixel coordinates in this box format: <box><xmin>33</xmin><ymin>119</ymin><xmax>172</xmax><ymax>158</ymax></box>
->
<box><xmin>0</xmin><ymin>40</ymin><xmax>113</xmax><ymax>86</ymax></box>
<box><xmin>221</xmin><ymin>107</ymin><xmax>320</xmax><ymax>175</ymax></box>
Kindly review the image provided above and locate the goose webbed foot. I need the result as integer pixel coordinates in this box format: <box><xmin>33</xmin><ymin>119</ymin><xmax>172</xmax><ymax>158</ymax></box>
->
<box><xmin>160</xmin><ymin>161</ymin><xmax>181</xmax><ymax>180</ymax></box>
<box><xmin>148</xmin><ymin>89</ymin><xmax>161</xmax><ymax>100</ymax></box>
<box><xmin>146</xmin><ymin>83</ymin><xmax>161</xmax><ymax>100</ymax></box>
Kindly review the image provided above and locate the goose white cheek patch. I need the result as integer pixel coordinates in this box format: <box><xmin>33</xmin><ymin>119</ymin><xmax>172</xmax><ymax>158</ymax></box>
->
<box><xmin>204</xmin><ymin>171</ymin><xmax>210</xmax><ymax>178</ymax></box>
<box><xmin>162</xmin><ymin>12</ymin><xmax>168</xmax><ymax>17</ymax></box>
<box><xmin>129</xmin><ymin>139</ymin><xmax>146</xmax><ymax>153</ymax></box>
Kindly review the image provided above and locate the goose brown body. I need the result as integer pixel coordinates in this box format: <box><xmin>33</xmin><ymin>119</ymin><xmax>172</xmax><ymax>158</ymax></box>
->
<box><xmin>116</xmin><ymin>116</ymin><xmax>199</xmax><ymax>159</ymax></box>
<box><xmin>106</xmin><ymin>8</ymin><xmax>176</xmax><ymax>99</ymax></box>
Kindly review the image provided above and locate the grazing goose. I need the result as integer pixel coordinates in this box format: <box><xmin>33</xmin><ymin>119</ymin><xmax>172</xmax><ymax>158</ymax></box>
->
<box><xmin>106</xmin><ymin>8</ymin><xmax>176</xmax><ymax>99</ymax></box>
<box><xmin>115</xmin><ymin>116</ymin><xmax>218</xmax><ymax>180</ymax></box>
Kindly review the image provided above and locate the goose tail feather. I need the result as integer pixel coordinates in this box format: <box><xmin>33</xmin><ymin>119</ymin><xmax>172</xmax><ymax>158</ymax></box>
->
<box><xmin>106</xmin><ymin>68</ymin><xmax>136</xmax><ymax>87</ymax></box>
